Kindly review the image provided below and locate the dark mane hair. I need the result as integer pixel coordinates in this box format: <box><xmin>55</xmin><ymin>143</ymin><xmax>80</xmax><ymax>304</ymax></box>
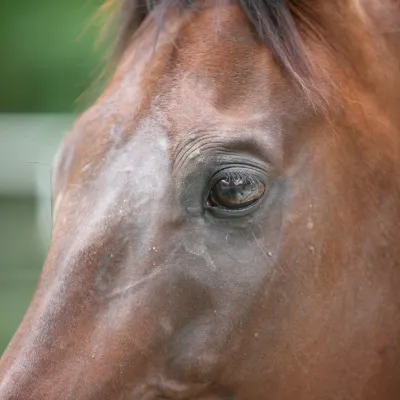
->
<box><xmin>111</xmin><ymin>0</ymin><xmax>316</xmax><ymax>94</ymax></box>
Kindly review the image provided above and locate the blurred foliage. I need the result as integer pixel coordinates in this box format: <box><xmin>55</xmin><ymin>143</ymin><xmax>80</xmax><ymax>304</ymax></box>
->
<box><xmin>0</xmin><ymin>0</ymin><xmax>110</xmax><ymax>113</ymax></box>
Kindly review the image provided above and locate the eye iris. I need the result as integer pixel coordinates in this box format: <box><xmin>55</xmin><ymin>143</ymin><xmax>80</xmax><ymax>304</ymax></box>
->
<box><xmin>208</xmin><ymin>175</ymin><xmax>265</xmax><ymax>210</ymax></box>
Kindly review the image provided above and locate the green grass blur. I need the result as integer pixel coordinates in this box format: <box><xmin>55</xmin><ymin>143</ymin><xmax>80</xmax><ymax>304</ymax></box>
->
<box><xmin>0</xmin><ymin>0</ymin><xmax>107</xmax><ymax>354</ymax></box>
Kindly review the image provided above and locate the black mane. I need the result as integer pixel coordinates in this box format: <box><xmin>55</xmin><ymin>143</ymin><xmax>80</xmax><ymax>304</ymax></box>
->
<box><xmin>113</xmin><ymin>0</ymin><xmax>314</xmax><ymax>91</ymax></box>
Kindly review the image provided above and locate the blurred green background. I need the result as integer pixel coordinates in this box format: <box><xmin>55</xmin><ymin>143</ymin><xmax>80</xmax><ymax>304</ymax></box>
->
<box><xmin>0</xmin><ymin>0</ymin><xmax>107</xmax><ymax>354</ymax></box>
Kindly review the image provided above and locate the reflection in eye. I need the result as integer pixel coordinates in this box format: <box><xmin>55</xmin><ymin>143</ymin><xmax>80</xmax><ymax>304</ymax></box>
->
<box><xmin>207</xmin><ymin>173</ymin><xmax>266</xmax><ymax>210</ymax></box>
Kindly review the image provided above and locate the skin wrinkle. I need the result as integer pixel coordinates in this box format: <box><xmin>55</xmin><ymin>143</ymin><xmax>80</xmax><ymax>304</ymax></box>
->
<box><xmin>174</xmin><ymin>128</ymin><xmax>284</xmax><ymax>178</ymax></box>
<box><xmin>172</xmin><ymin>131</ymin><xmax>220</xmax><ymax>163</ymax></box>
<box><xmin>174</xmin><ymin>137</ymin><xmax>227</xmax><ymax>172</ymax></box>
<box><xmin>1</xmin><ymin>1</ymin><xmax>400</xmax><ymax>399</ymax></box>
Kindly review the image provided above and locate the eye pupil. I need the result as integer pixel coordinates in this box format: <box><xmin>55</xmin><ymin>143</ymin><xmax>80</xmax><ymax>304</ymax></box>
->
<box><xmin>208</xmin><ymin>174</ymin><xmax>265</xmax><ymax>210</ymax></box>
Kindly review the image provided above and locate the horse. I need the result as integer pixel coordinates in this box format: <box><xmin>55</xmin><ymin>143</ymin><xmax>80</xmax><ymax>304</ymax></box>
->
<box><xmin>1</xmin><ymin>0</ymin><xmax>400</xmax><ymax>398</ymax></box>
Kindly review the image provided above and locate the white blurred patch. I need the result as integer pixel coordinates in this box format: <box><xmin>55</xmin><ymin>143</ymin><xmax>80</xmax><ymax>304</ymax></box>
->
<box><xmin>0</xmin><ymin>113</ymin><xmax>74</xmax><ymax>251</ymax></box>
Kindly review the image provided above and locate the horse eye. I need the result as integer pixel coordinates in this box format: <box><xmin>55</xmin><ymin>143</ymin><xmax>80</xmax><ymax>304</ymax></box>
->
<box><xmin>207</xmin><ymin>174</ymin><xmax>266</xmax><ymax>210</ymax></box>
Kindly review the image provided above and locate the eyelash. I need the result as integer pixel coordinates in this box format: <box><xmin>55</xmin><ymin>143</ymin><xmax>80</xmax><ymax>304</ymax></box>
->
<box><xmin>217</xmin><ymin>170</ymin><xmax>258</xmax><ymax>184</ymax></box>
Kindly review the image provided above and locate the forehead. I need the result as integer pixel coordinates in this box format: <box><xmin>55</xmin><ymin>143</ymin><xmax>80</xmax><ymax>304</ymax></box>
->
<box><xmin>113</xmin><ymin>4</ymin><xmax>298</xmax><ymax>124</ymax></box>
<box><xmin>55</xmin><ymin>4</ymin><xmax>304</xmax><ymax>186</ymax></box>
<box><xmin>160</xmin><ymin>6</ymin><xmax>299</xmax><ymax>126</ymax></box>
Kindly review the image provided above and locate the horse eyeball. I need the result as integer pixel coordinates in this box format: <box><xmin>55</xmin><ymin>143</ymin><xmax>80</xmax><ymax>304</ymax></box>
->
<box><xmin>207</xmin><ymin>175</ymin><xmax>265</xmax><ymax>210</ymax></box>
